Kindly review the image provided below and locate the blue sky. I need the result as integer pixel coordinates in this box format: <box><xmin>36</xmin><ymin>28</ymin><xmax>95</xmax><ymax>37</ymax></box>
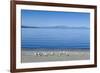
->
<box><xmin>21</xmin><ymin>9</ymin><xmax>90</xmax><ymax>27</ymax></box>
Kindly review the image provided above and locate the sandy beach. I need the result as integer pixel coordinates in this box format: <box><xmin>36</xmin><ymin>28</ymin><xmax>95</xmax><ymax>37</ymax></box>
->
<box><xmin>21</xmin><ymin>49</ymin><xmax>90</xmax><ymax>63</ymax></box>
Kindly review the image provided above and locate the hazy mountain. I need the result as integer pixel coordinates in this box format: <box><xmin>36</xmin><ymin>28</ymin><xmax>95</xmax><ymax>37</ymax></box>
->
<box><xmin>21</xmin><ymin>25</ymin><xmax>89</xmax><ymax>29</ymax></box>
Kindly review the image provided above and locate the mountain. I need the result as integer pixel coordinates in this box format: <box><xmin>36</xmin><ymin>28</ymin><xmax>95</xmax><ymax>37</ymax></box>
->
<box><xmin>21</xmin><ymin>25</ymin><xmax>89</xmax><ymax>29</ymax></box>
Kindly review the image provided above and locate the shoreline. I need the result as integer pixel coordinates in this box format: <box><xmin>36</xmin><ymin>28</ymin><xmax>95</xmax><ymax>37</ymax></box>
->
<box><xmin>21</xmin><ymin>48</ymin><xmax>90</xmax><ymax>63</ymax></box>
<box><xmin>21</xmin><ymin>48</ymin><xmax>90</xmax><ymax>51</ymax></box>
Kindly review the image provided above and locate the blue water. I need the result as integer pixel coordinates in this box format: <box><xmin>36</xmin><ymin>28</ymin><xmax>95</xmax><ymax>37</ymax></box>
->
<box><xmin>21</xmin><ymin>28</ymin><xmax>90</xmax><ymax>49</ymax></box>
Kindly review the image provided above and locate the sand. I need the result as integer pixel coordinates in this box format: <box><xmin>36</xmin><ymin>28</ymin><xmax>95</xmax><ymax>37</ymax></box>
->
<box><xmin>21</xmin><ymin>49</ymin><xmax>90</xmax><ymax>63</ymax></box>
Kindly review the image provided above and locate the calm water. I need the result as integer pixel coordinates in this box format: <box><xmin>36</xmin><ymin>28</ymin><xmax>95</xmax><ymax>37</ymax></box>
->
<box><xmin>21</xmin><ymin>28</ymin><xmax>90</xmax><ymax>50</ymax></box>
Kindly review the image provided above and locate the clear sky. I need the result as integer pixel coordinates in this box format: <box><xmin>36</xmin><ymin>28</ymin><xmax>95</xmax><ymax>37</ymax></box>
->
<box><xmin>21</xmin><ymin>9</ymin><xmax>90</xmax><ymax>27</ymax></box>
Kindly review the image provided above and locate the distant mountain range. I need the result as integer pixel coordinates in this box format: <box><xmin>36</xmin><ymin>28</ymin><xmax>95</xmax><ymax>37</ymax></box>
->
<box><xmin>21</xmin><ymin>25</ymin><xmax>89</xmax><ymax>29</ymax></box>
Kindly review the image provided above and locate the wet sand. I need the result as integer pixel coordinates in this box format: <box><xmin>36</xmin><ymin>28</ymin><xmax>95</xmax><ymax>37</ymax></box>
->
<box><xmin>21</xmin><ymin>49</ymin><xmax>90</xmax><ymax>63</ymax></box>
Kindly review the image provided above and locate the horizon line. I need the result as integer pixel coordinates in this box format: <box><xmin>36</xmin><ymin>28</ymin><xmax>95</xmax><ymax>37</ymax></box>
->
<box><xmin>21</xmin><ymin>25</ymin><xmax>90</xmax><ymax>29</ymax></box>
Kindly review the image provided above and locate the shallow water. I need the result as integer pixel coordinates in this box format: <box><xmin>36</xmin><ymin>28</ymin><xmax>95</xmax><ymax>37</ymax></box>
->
<box><xmin>21</xmin><ymin>28</ymin><xmax>90</xmax><ymax>49</ymax></box>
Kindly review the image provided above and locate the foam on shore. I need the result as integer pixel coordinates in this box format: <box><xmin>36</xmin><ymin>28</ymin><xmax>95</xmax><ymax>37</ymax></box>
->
<box><xmin>21</xmin><ymin>48</ymin><xmax>90</xmax><ymax>63</ymax></box>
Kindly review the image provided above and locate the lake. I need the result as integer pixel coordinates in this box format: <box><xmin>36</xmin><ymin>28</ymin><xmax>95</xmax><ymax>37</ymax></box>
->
<box><xmin>21</xmin><ymin>28</ymin><xmax>90</xmax><ymax>50</ymax></box>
